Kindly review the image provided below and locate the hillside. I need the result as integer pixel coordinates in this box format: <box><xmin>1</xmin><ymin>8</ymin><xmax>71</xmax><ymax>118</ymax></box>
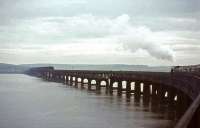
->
<box><xmin>0</xmin><ymin>63</ymin><xmax>28</xmax><ymax>73</ymax></box>
<box><xmin>0</xmin><ymin>63</ymin><xmax>172</xmax><ymax>73</ymax></box>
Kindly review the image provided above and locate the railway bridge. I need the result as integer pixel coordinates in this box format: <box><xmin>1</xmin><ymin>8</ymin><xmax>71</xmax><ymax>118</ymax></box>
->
<box><xmin>26</xmin><ymin>66</ymin><xmax>200</xmax><ymax>128</ymax></box>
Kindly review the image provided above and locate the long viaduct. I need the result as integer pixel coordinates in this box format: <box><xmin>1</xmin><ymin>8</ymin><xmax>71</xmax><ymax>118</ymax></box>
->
<box><xmin>26</xmin><ymin>66</ymin><xmax>200</xmax><ymax>128</ymax></box>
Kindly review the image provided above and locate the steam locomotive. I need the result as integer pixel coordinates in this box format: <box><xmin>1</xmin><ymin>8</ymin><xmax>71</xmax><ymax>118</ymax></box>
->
<box><xmin>172</xmin><ymin>64</ymin><xmax>200</xmax><ymax>73</ymax></box>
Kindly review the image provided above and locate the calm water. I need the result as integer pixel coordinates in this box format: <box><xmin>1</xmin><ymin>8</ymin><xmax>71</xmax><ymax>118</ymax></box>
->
<box><xmin>0</xmin><ymin>74</ymin><xmax>177</xmax><ymax>128</ymax></box>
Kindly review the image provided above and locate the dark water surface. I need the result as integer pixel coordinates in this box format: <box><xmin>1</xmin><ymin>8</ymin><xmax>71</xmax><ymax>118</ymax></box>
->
<box><xmin>0</xmin><ymin>74</ymin><xmax>177</xmax><ymax>128</ymax></box>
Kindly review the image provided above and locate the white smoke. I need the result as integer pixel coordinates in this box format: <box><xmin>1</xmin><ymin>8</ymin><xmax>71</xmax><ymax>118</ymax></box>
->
<box><xmin>117</xmin><ymin>26</ymin><xmax>174</xmax><ymax>61</ymax></box>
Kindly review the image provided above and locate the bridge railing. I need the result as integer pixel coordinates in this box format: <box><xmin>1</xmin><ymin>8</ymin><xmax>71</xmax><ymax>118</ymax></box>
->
<box><xmin>175</xmin><ymin>93</ymin><xmax>200</xmax><ymax>128</ymax></box>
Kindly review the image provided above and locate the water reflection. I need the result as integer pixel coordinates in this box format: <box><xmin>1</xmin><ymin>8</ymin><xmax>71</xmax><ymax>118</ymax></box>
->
<box><xmin>0</xmin><ymin>74</ymin><xmax>187</xmax><ymax>128</ymax></box>
<box><xmin>84</xmin><ymin>87</ymin><xmax>184</xmax><ymax>127</ymax></box>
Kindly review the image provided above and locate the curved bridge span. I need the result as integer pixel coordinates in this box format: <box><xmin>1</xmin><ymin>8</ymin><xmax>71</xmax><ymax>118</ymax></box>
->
<box><xmin>27</xmin><ymin>67</ymin><xmax>200</xmax><ymax>128</ymax></box>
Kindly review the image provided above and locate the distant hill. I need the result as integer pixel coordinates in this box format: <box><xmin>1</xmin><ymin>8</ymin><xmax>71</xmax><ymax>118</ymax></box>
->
<box><xmin>0</xmin><ymin>63</ymin><xmax>172</xmax><ymax>73</ymax></box>
<box><xmin>21</xmin><ymin>64</ymin><xmax>172</xmax><ymax>72</ymax></box>
<box><xmin>0</xmin><ymin>63</ymin><xmax>29</xmax><ymax>73</ymax></box>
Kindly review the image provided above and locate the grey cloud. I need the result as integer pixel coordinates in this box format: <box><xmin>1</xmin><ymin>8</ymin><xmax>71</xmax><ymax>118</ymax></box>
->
<box><xmin>128</xmin><ymin>15</ymin><xmax>200</xmax><ymax>32</ymax></box>
<box><xmin>0</xmin><ymin>0</ymin><xmax>199</xmax><ymax>22</ymax></box>
<box><xmin>0</xmin><ymin>0</ymin><xmax>199</xmax><ymax>65</ymax></box>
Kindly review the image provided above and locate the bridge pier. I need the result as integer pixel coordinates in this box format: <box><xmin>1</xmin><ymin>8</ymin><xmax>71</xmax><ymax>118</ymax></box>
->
<box><xmin>48</xmin><ymin>72</ymin><xmax>51</xmax><ymax>80</ymax></box>
<box><xmin>61</xmin><ymin>75</ymin><xmax>64</xmax><ymax>83</ymax></box>
<box><xmin>160</xmin><ymin>86</ymin><xmax>167</xmax><ymax>103</ymax></box>
<box><xmin>63</xmin><ymin>75</ymin><xmax>66</xmax><ymax>84</ymax></box>
<box><xmin>168</xmin><ymin>88</ymin><xmax>176</xmax><ymax>107</ymax></box>
<box><xmin>43</xmin><ymin>72</ymin><xmax>47</xmax><ymax>80</ymax></box>
<box><xmin>55</xmin><ymin>75</ymin><xmax>59</xmax><ymax>82</ymax></box>
<box><xmin>53</xmin><ymin>75</ymin><xmax>58</xmax><ymax>82</ymax></box>
<box><xmin>135</xmin><ymin>81</ymin><xmax>141</xmax><ymax>98</ymax></box>
<box><xmin>66</xmin><ymin>75</ymin><xmax>69</xmax><ymax>84</ymax></box>
<box><xmin>65</xmin><ymin>75</ymin><xmax>68</xmax><ymax>84</ymax></box>
<box><xmin>105</xmin><ymin>79</ymin><xmax>110</xmax><ymax>93</ymax></box>
<box><xmin>143</xmin><ymin>82</ymin><xmax>150</xmax><ymax>97</ymax></box>
<box><xmin>46</xmin><ymin>72</ymin><xmax>50</xmax><ymax>81</ymax></box>
<box><xmin>155</xmin><ymin>84</ymin><xmax>168</xmax><ymax>104</ymax></box>
<box><xmin>96</xmin><ymin>80</ymin><xmax>101</xmax><ymax>92</ymax></box>
<box><xmin>117</xmin><ymin>81</ymin><xmax>122</xmax><ymax>96</ymax></box>
<box><xmin>56</xmin><ymin>75</ymin><xmax>60</xmax><ymax>82</ymax></box>
<box><xmin>74</xmin><ymin>77</ymin><xmax>78</xmax><ymax>87</ymax></box>
<box><xmin>49</xmin><ymin>72</ymin><xmax>53</xmax><ymax>81</ymax></box>
<box><xmin>143</xmin><ymin>82</ymin><xmax>151</xmax><ymax>103</ymax></box>
<box><xmin>126</xmin><ymin>81</ymin><xmax>131</xmax><ymax>98</ymax></box>
<box><xmin>58</xmin><ymin>75</ymin><xmax>61</xmax><ymax>82</ymax></box>
<box><xmin>70</xmin><ymin>76</ymin><xmax>73</xmax><ymax>86</ymax></box>
<box><xmin>109</xmin><ymin>80</ymin><xmax>114</xmax><ymax>94</ymax></box>
<box><xmin>88</xmin><ymin>79</ymin><xmax>92</xmax><ymax>91</ymax></box>
<box><xmin>81</xmin><ymin>78</ymin><xmax>84</xmax><ymax>88</ymax></box>
<box><xmin>60</xmin><ymin>75</ymin><xmax>65</xmax><ymax>83</ymax></box>
<box><xmin>152</xmin><ymin>84</ymin><xmax>161</xmax><ymax>99</ymax></box>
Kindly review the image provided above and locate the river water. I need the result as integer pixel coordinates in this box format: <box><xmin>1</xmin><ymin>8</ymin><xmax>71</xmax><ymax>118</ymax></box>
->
<box><xmin>0</xmin><ymin>74</ymin><xmax>179</xmax><ymax>128</ymax></box>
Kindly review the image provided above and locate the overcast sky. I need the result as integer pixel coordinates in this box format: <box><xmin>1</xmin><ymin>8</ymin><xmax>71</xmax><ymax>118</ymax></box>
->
<box><xmin>0</xmin><ymin>0</ymin><xmax>199</xmax><ymax>66</ymax></box>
